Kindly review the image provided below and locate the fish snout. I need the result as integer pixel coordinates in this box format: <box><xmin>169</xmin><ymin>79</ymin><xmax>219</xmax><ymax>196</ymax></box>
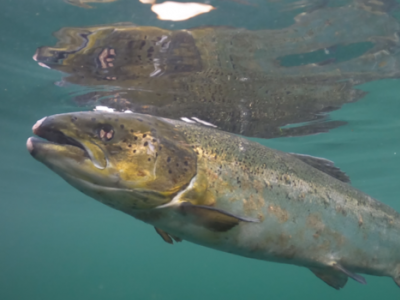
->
<box><xmin>32</xmin><ymin>117</ymin><xmax>47</xmax><ymax>135</ymax></box>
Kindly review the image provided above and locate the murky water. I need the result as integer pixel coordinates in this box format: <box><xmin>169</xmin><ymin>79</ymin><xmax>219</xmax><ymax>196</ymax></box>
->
<box><xmin>1</xmin><ymin>0</ymin><xmax>400</xmax><ymax>299</ymax></box>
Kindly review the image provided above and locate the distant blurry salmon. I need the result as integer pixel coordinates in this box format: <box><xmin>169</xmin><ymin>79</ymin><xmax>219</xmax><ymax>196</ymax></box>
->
<box><xmin>65</xmin><ymin>0</ymin><xmax>117</xmax><ymax>9</ymax></box>
<box><xmin>27</xmin><ymin>111</ymin><xmax>400</xmax><ymax>290</ymax></box>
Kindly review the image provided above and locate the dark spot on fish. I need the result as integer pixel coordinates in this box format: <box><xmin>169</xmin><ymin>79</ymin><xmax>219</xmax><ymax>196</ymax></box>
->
<box><xmin>120</xmin><ymin>124</ymin><xmax>124</xmax><ymax>129</ymax></box>
<box><xmin>152</xmin><ymin>139</ymin><xmax>156</xmax><ymax>142</ymax></box>
<box><xmin>184</xmin><ymin>161</ymin><xmax>188</xmax><ymax>166</ymax></box>
<box><xmin>176</xmin><ymin>163</ymin><xmax>179</xmax><ymax>167</ymax></box>
<box><xmin>167</xmin><ymin>157</ymin><xmax>171</xmax><ymax>163</ymax></box>
<box><xmin>143</xmin><ymin>134</ymin><xmax>147</xmax><ymax>138</ymax></box>
<box><xmin>91</xmin><ymin>118</ymin><xmax>96</xmax><ymax>121</ymax></box>
<box><xmin>168</xmin><ymin>170</ymin><xmax>172</xmax><ymax>174</ymax></box>
<box><xmin>71</xmin><ymin>116</ymin><xmax>78</xmax><ymax>122</ymax></box>
<box><xmin>148</xmin><ymin>158</ymin><xmax>151</xmax><ymax>161</ymax></box>
<box><xmin>114</xmin><ymin>119</ymin><xmax>118</xmax><ymax>122</ymax></box>
<box><xmin>144</xmin><ymin>142</ymin><xmax>148</xmax><ymax>146</ymax></box>
<box><xmin>130</xmin><ymin>129</ymin><xmax>134</xmax><ymax>133</ymax></box>
<box><xmin>128</xmin><ymin>144</ymin><xmax>131</xmax><ymax>147</ymax></box>
<box><xmin>134</xmin><ymin>136</ymin><xmax>138</xmax><ymax>140</ymax></box>
<box><xmin>159</xmin><ymin>146</ymin><xmax>162</xmax><ymax>150</ymax></box>
<box><xmin>133</xmin><ymin>150</ymin><xmax>137</xmax><ymax>153</ymax></box>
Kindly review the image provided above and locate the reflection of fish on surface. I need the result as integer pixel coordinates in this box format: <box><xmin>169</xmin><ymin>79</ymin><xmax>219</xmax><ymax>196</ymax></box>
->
<box><xmin>27</xmin><ymin>111</ymin><xmax>400</xmax><ymax>289</ymax></box>
<box><xmin>64</xmin><ymin>0</ymin><xmax>118</xmax><ymax>9</ymax></box>
<box><xmin>34</xmin><ymin>4</ymin><xmax>400</xmax><ymax>138</ymax></box>
<box><xmin>275</xmin><ymin>0</ymin><xmax>399</xmax><ymax>14</ymax></box>
<box><xmin>354</xmin><ymin>0</ymin><xmax>399</xmax><ymax>14</ymax></box>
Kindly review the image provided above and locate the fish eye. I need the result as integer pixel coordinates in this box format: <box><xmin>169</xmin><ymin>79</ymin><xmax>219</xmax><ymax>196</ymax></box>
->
<box><xmin>98</xmin><ymin>124</ymin><xmax>114</xmax><ymax>141</ymax></box>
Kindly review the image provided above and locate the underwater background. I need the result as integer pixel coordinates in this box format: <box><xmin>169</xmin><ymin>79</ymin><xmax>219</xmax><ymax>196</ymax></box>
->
<box><xmin>1</xmin><ymin>0</ymin><xmax>400</xmax><ymax>299</ymax></box>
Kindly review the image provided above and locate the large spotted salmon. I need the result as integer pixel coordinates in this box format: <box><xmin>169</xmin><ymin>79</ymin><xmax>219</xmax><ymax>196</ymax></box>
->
<box><xmin>27</xmin><ymin>111</ymin><xmax>400</xmax><ymax>289</ymax></box>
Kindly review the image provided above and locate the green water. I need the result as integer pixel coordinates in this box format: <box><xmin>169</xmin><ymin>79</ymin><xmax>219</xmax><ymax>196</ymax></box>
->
<box><xmin>1</xmin><ymin>0</ymin><xmax>400</xmax><ymax>299</ymax></box>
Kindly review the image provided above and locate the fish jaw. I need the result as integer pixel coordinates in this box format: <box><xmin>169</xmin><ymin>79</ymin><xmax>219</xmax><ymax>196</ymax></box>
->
<box><xmin>27</xmin><ymin>136</ymin><xmax>141</xmax><ymax>210</ymax></box>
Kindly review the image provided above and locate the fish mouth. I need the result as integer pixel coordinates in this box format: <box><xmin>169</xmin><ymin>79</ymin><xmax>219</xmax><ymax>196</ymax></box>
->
<box><xmin>27</xmin><ymin>117</ymin><xmax>106</xmax><ymax>169</ymax></box>
<box><xmin>28</xmin><ymin>117</ymin><xmax>87</xmax><ymax>155</ymax></box>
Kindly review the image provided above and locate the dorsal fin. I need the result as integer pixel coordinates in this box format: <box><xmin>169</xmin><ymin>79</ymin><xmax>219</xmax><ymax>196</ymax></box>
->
<box><xmin>290</xmin><ymin>153</ymin><xmax>350</xmax><ymax>183</ymax></box>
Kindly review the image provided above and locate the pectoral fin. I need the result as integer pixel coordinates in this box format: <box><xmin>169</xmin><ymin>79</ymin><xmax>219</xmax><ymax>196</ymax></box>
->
<box><xmin>171</xmin><ymin>235</ymin><xmax>182</xmax><ymax>242</ymax></box>
<box><xmin>310</xmin><ymin>268</ymin><xmax>348</xmax><ymax>290</ymax></box>
<box><xmin>154</xmin><ymin>227</ymin><xmax>182</xmax><ymax>244</ymax></box>
<box><xmin>179</xmin><ymin>202</ymin><xmax>258</xmax><ymax>232</ymax></box>
<box><xmin>154</xmin><ymin>227</ymin><xmax>174</xmax><ymax>244</ymax></box>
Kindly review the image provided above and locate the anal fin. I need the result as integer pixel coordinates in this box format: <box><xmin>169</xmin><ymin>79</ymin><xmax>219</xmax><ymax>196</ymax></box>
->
<box><xmin>179</xmin><ymin>202</ymin><xmax>259</xmax><ymax>232</ymax></box>
<box><xmin>310</xmin><ymin>268</ymin><xmax>348</xmax><ymax>290</ymax></box>
<box><xmin>311</xmin><ymin>263</ymin><xmax>366</xmax><ymax>289</ymax></box>
<box><xmin>393</xmin><ymin>276</ymin><xmax>400</xmax><ymax>288</ymax></box>
<box><xmin>333</xmin><ymin>263</ymin><xmax>367</xmax><ymax>285</ymax></box>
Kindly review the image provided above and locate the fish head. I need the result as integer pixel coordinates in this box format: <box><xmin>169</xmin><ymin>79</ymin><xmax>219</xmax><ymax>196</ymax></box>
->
<box><xmin>27</xmin><ymin>111</ymin><xmax>197</xmax><ymax>210</ymax></box>
<box><xmin>33</xmin><ymin>25</ymin><xmax>202</xmax><ymax>82</ymax></box>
